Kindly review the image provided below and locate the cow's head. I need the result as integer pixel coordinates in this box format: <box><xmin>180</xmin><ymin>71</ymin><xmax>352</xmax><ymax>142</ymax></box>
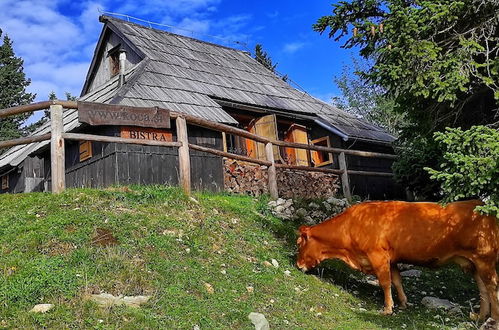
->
<box><xmin>296</xmin><ymin>225</ymin><xmax>321</xmax><ymax>272</ymax></box>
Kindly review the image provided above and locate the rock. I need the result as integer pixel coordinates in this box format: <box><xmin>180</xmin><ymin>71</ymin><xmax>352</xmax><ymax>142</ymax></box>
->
<box><xmin>246</xmin><ymin>286</ymin><xmax>254</xmax><ymax>293</ymax></box>
<box><xmin>401</xmin><ymin>270</ymin><xmax>422</xmax><ymax>277</ymax></box>
<box><xmin>88</xmin><ymin>293</ymin><xmax>151</xmax><ymax>308</ymax></box>
<box><xmin>283</xmin><ymin>199</ymin><xmax>293</xmax><ymax>208</ymax></box>
<box><xmin>304</xmin><ymin>216</ymin><xmax>315</xmax><ymax>225</ymax></box>
<box><xmin>193</xmin><ymin>325</ymin><xmax>201</xmax><ymax>330</ymax></box>
<box><xmin>275</xmin><ymin>206</ymin><xmax>285</xmax><ymax>214</ymax></box>
<box><xmin>323</xmin><ymin>201</ymin><xmax>332</xmax><ymax>212</ymax></box>
<box><xmin>421</xmin><ymin>297</ymin><xmax>456</xmax><ymax>310</ymax></box>
<box><xmin>263</xmin><ymin>261</ymin><xmax>272</xmax><ymax>267</ymax></box>
<box><xmin>30</xmin><ymin>304</ymin><xmax>54</xmax><ymax>313</ymax></box>
<box><xmin>248</xmin><ymin>312</ymin><xmax>270</xmax><ymax>330</ymax></box>
<box><xmin>308</xmin><ymin>202</ymin><xmax>320</xmax><ymax>210</ymax></box>
<box><xmin>295</xmin><ymin>208</ymin><xmax>307</xmax><ymax>218</ymax></box>
<box><xmin>276</xmin><ymin>198</ymin><xmax>286</xmax><ymax>206</ymax></box>
<box><xmin>271</xmin><ymin>259</ymin><xmax>279</xmax><ymax>268</ymax></box>
<box><xmin>398</xmin><ymin>263</ymin><xmax>414</xmax><ymax>271</ymax></box>
<box><xmin>480</xmin><ymin>318</ymin><xmax>497</xmax><ymax>330</ymax></box>
<box><xmin>284</xmin><ymin>270</ymin><xmax>291</xmax><ymax>276</ymax></box>
<box><xmin>204</xmin><ymin>283</ymin><xmax>215</xmax><ymax>294</ymax></box>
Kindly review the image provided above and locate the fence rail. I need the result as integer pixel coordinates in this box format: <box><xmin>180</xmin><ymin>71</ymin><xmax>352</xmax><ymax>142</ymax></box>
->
<box><xmin>0</xmin><ymin>101</ymin><xmax>397</xmax><ymax>200</ymax></box>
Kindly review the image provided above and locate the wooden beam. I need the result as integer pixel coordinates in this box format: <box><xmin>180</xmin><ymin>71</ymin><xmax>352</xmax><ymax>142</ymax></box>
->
<box><xmin>347</xmin><ymin>170</ymin><xmax>394</xmax><ymax>177</ymax></box>
<box><xmin>338</xmin><ymin>152</ymin><xmax>351</xmax><ymax>202</ymax></box>
<box><xmin>265</xmin><ymin>142</ymin><xmax>279</xmax><ymax>199</ymax></box>
<box><xmin>188</xmin><ymin>143</ymin><xmax>272</xmax><ymax>166</ymax></box>
<box><xmin>63</xmin><ymin>133</ymin><xmax>182</xmax><ymax>148</ymax></box>
<box><xmin>273</xmin><ymin>139</ymin><xmax>397</xmax><ymax>159</ymax></box>
<box><xmin>182</xmin><ymin>114</ymin><xmax>269</xmax><ymax>143</ymax></box>
<box><xmin>176</xmin><ymin>116</ymin><xmax>191</xmax><ymax>195</ymax></box>
<box><xmin>0</xmin><ymin>133</ymin><xmax>51</xmax><ymax>149</ymax></box>
<box><xmin>275</xmin><ymin>164</ymin><xmax>343</xmax><ymax>175</ymax></box>
<box><xmin>50</xmin><ymin>104</ymin><xmax>65</xmax><ymax>193</ymax></box>
<box><xmin>0</xmin><ymin>100</ymin><xmax>77</xmax><ymax>119</ymax></box>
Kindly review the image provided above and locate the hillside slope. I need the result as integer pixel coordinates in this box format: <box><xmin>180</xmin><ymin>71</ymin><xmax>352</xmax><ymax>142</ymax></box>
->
<box><xmin>0</xmin><ymin>187</ymin><xmax>477</xmax><ymax>329</ymax></box>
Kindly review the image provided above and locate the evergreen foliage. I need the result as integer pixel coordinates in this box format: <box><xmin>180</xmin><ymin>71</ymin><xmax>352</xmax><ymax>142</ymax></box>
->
<box><xmin>316</xmin><ymin>1</ymin><xmax>499</xmax><ymax>200</ymax></box>
<box><xmin>254</xmin><ymin>44</ymin><xmax>288</xmax><ymax>82</ymax></box>
<box><xmin>0</xmin><ymin>29</ymin><xmax>35</xmax><ymax>142</ymax></box>
<box><xmin>425</xmin><ymin>126</ymin><xmax>499</xmax><ymax>216</ymax></box>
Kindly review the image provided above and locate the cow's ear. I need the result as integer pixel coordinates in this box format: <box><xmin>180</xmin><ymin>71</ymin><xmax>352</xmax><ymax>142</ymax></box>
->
<box><xmin>298</xmin><ymin>225</ymin><xmax>311</xmax><ymax>240</ymax></box>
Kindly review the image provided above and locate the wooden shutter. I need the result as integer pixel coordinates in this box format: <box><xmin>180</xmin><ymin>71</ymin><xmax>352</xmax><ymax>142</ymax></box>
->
<box><xmin>284</xmin><ymin>124</ymin><xmax>309</xmax><ymax>166</ymax></box>
<box><xmin>310</xmin><ymin>136</ymin><xmax>333</xmax><ymax>167</ymax></box>
<box><xmin>252</xmin><ymin>115</ymin><xmax>280</xmax><ymax>161</ymax></box>
<box><xmin>79</xmin><ymin>141</ymin><xmax>93</xmax><ymax>162</ymax></box>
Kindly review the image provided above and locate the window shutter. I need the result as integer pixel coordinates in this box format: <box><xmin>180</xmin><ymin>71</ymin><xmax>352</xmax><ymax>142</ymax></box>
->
<box><xmin>252</xmin><ymin>114</ymin><xmax>280</xmax><ymax>161</ymax></box>
<box><xmin>79</xmin><ymin>141</ymin><xmax>93</xmax><ymax>162</ymax></box>
<box><xmin>284</xmin><ymin>124</ymin><xmax>309</xmax><ymax>166</ymax></box>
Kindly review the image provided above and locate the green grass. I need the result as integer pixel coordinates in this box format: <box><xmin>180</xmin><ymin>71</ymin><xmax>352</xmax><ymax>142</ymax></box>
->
<box><xmin>0</xmin><ymin>186</ymin><xmax>479</xmax><ymax>329</ymax></box>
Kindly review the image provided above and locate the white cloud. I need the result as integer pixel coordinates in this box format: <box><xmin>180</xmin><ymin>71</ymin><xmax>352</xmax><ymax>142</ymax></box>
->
<box><xmin>0</xmin><ymin>0</ymin><xmax>253</xmax><ymax>103</ymax></box>
<box><xmin>283</xmin><ymin>42</ymin><xmax>306</xmax><ymax>54</ymax></box>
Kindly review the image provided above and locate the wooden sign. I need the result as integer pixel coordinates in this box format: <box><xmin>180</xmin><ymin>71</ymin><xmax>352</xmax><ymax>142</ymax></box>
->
<box><xmin>78</xmin><ymin>101</ymin><xmax>170</xmax><ymax>128</ymax></box>
<box><xmin>120</xmin><ymin>126</ymin><xmax>173</xmax><ymax>142</ymax></box>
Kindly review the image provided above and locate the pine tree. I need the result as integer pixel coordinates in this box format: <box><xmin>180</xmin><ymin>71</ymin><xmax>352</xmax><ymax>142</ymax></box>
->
<box><xmin>254</xmin><ymin>44</ymin><xmax>288</xmax><ymax>82</ymax></box>
<box><xmin>0</xmin><ymin>29</ymin><xmax>35</xmax><ymax>142</ymax></box>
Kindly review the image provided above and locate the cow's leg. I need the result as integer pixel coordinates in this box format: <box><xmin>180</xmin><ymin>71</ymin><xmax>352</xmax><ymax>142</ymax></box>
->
<box><xmin>474</xmin><ymin>260</ymin><xmax>499</xmax><ymax>320</ymax></box>
<box><xmin>474</xmin><ymin>271</ymin><xmax>491</xmax><ymax>320</ymax></box>
<box><xmin>391</xmin><ymin>266</ymin><xmax>408</xmax><ymax>309</ymax></box>
<box><xmin>369</xmin><ymin>252</ymin><xmax>394</xmax><ymax>315</ymax></box>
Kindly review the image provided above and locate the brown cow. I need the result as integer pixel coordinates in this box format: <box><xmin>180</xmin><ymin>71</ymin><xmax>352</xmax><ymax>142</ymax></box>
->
<box><xmin>296</xmin><ymin>200</ymin><xmax>499</xmax><ymax>320</ymax></box>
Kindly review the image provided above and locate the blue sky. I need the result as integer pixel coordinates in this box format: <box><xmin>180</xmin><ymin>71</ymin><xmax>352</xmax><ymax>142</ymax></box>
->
<box><xmin>0</xmin><ymin>0</ymin><xmax>354</xmax><ymax>106</ymax></box>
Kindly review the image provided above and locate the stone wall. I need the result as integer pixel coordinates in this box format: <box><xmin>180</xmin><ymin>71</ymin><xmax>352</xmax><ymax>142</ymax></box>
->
<box><xmin>223</xmin><ymin>159</ymin><xmax>340</xmax><ymax>198</ymax></box>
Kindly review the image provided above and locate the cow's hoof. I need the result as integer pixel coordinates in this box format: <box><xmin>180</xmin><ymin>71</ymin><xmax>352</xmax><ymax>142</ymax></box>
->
<box><xmin>399</xmin><ymin>302</ymin><xmax>408</xmax><ymax>310</ymax></box>
<box><xmin>381</xmin><ymin>308</ymin><xmax>393</xmax><ymax>315</ymax></box>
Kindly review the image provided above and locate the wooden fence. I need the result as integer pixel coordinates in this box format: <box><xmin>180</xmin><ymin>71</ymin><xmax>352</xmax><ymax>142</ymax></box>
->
<box><xmin>0</xmin><ymin>101</ymin><xmax>396</xmax><ymax>200</ymax></box>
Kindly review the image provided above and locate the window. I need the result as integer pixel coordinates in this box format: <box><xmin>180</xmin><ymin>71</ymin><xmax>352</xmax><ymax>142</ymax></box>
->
<box><xmin>310</xmin><ymin>136</ymin><xmax>333</xmax><ymax>167</ymax></box>
<box><xmin>79</xmin><ymin>141</ymin><xmax>93</xmax><ymax>162</ymax></box>
<box><xmin>109</xmin><ymin>52</ymin><xmax>120</xmax><ymax>76</ymax></box>
<box><xmin>1</xmin><ymin>175</ymin><xmax>8</xmax><ymax>190</ymax></box>
<box><xmin>107</xmin><ymin>44</ymin><xmax>122</xmax><ymax>77</ymax></box>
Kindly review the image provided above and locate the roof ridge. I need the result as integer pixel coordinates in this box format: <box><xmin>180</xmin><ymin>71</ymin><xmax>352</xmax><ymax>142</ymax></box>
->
<box><xmin>100</xmin><ymin>15</ymin><xmax>251</xmax><ymax>56</ymax></box>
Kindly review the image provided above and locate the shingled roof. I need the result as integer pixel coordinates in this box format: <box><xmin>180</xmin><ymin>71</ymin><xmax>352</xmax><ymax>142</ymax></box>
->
<box><xmin>84</xmin><ymin>15</ymin><xmax>395</xmax><ymax>144</ymax></box>
<box><xmin>0</xmin><ymin>15</ymin><xmax>395</xmax><ymax>173</ymax></box>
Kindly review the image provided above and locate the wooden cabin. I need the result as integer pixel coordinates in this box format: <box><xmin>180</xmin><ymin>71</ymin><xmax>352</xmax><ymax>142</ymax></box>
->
<box><xmin>0</xmin><ymin>15</ymin><xmax>401</xmax><ymax>199</ymax></box>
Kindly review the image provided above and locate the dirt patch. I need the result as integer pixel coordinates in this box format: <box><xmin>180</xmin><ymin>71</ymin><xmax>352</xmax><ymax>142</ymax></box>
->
<box><xmin>91</xmin><ymin>228</ymin><xmax>118</xmax><ymax>247</ymax></box>
<box><xmin>39</xmin><ymin>240</ymin><xmax>76</xmax><ymax>256</ymax></box>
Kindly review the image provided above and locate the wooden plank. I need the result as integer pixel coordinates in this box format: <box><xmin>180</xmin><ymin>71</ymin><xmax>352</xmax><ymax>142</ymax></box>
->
<box><xmin>338</xmin><ymin>152</ymin><xmax>352</xmax><ymax>202</ymax></box>
<box><xmin>0</xmin><ymin>133</ymin><xmax>51</xmax><ymax>149</ymax></box>
<box><xmin>265</xmin><ymin>142</ymin><xmax>279</xmax><ymax>199</ymax></box>
<box><xmin>347</xmin><ymin>170</ymin><xmax>394</xmax><ymax>177</ymax></box>
<box><xmin>188</xmin><ymin>143</ymin><xmax>272</xmax><ymax>166</ymax></box>
<box><xmin>275</xmin><ymin>164</ymin><xmax>343</xmax><ymax>174</ymax></box>
<box><xmin>0</xmin><ymin>100</ymin><xmax>77</xmax><ymax>119</ymax></box>
<box><xmin>273</xmin><ymin>139</ymin><xmax>397</xmax><ymax>159</ymax></box>
<box><xmin>62</xmin><ymin>133</ymin><xmax>181</xmax><ymax>148</ymax></box>
<box><xmin>78</xmin><ymin>101</ymin><xmax>171</xmax><ymax>128</ymax></box>
<box><xmin>176</xmin><ymin>116</ymin><xmax>191</xmax><ymax>195</ymax></box>
<box><xmin>50</xmin><ymin>104</ymin><xmax>65</xmax><ymax>193</ymax></box>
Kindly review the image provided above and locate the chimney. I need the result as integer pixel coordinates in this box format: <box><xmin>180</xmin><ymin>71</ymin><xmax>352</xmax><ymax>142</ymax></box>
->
<box><xmin>118</xmin><ymin>49</ymin><xmax>127</xmax><ymax>87</ymax></box>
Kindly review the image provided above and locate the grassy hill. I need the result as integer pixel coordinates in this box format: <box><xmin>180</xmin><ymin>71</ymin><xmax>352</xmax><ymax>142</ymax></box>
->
<box><xmin>0</xmin><ymin>186</ymin><xmax>479</xmax><ymax>329</ymax></box>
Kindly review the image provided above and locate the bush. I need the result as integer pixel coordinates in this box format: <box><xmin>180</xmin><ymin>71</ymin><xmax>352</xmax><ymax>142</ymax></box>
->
<box><xmin>425</xmin><ymin>126</ymin><xmax>499</xmax><ymax>216</ymax></box>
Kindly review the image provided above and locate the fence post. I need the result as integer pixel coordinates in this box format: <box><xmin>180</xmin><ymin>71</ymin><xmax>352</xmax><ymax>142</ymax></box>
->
<box><xmin>176</xmin><ymin>116</ymin><xmax>191</xmax><ymax>195</ymax></box>
<box><xmin>50</xmin><ymin>104</ymin><xmax>65</xmax><ymax>193</ymax></box>
<box><xmin>265</xmin><ymin>142</ymin><xmax>279</xmax><ymax>199</ymax></box>
<box><xmin>338</xmin><ymin>152</ymin><xmax>351</xmax><ymax>202</ymax></box>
